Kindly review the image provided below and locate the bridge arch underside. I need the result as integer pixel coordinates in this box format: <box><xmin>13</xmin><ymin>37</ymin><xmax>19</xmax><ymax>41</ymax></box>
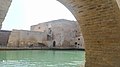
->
<box><xmin>58</xmin><ymin>0</ymin><xmax>120</xmax><ymax>67</ymax></box>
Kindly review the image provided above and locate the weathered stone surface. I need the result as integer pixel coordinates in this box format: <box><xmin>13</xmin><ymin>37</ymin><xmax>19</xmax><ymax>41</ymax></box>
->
<box><xmin>31</xmin><ymin>19</ymin><xmax>84</xmax><ymax>48</ymax></box>
<box><xmin>58</xmin><ymin>0</ymin><xmax>120</xmax><ymax>67</ymax></box>
<box><xmin>0</xmin><ymin>0</ymin><xmax>12</xmax><ymax>29</ymax></box>
<box><xmin>7</xmin><ymin>30</ymin><xmax>46</xmax><ymax>47</ymax></box>
<box><xmin>0</xmin><ymin>30</ymin><xmax>11</xmax><ymax>47</ymax></box>
<box><xmin>7</xmin><ymin>19</ymin><xmax>84</xmax><ymax>48</ymax></box>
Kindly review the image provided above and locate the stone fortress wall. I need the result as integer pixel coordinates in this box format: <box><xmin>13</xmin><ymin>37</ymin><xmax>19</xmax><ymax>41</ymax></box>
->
<box><xmin>31</xmin><ymin>19</ymin><xmax>84</xmax><ymax>48</ymax></box>
<box><xmin>0</xmin><ymin>30</ymin><xmax>11</xmax><ymax>47</ymax></box>
<box><xmin>7</xmin><ymin>19</ymin><xmax>84</xmax><ymax>49</ymax></box>
<box><xmin>7</xmin><ymin>30</ymin><xmax>47</xmax><ymax>47</ymax></box>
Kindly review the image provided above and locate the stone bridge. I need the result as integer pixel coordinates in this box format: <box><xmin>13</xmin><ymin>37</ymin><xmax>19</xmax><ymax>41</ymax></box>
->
<box><xmin>1</xmin><ymin>0</ymin><xmax>120</xmax><ymax>67</ymax></box>
<box><xmin>0</xmin><ymin>0</ymin><xmax>12</xmax><ymax>29</ymax></box>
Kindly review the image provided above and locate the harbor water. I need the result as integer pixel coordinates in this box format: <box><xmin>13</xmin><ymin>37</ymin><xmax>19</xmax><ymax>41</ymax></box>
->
<box><xmin>0</xmin><ymin>50</ymin><xmax>85</xmax><ymax>67</ymax></box>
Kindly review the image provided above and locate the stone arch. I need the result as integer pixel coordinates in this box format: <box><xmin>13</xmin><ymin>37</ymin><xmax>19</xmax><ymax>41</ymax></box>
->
<box><xmin>1</xmin><ymin>0</ymin><xmax>120</xmax><ymax>67</ymax></box>
<box><xmin>58</xmin><ymin>0</ymin><xmax>120</xmax><ymax>67</ymax></box>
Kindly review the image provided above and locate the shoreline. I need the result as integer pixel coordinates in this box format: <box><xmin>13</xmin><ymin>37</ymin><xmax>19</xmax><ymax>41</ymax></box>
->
<box><xmin>0</xmin><ymin>47</ymin><xmax>85</xmax><ymax>51</ymax></box>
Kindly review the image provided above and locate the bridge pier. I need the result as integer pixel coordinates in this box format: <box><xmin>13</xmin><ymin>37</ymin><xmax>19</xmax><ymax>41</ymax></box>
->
<box><xmin>58</xmin><ymin>0</ymin><xmax>120</xmax><ymax>67</ymax></box>
<box><xmin>0</xmin><ymin>0</ymin><xmax>11</xmax><ymax>29</ymax></box>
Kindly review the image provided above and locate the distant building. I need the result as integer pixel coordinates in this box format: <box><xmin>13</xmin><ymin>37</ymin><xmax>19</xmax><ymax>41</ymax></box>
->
<box><xmin>7</xmin><ymin>30</ymin><xmax>47</xmax><ymax>47</ymax></box>
<box><xmin>7</xmin><ymin>19</ymin><xmax>84</xmax><ymax>49</ymax></box>
<box><xmin>31</xmin><ymin>19</ymin><xmax>84</xmax><ymax>48</ymax></box>
<box><xmin>0</xmin><ymin>30</ymin><xmax>11</xmax><ymax>47</ymax></box>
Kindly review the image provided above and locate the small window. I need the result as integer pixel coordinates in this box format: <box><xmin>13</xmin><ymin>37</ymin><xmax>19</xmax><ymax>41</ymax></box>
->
<box><xmin>38</xmin><ymin>27</ymin><xmax>41</xmax><ymax>29</ymax></box>
<box><xmin>78</xmin><ymin>38</ymin><xmax>80</xmax><ymax>40</ymax></box>
<box><xmin>75</xmin><ymin>42</ymin><xmax>77</xmax><ymax>45</ymax></box>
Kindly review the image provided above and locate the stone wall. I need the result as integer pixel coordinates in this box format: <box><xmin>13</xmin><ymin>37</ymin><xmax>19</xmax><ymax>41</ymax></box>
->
<box><xmin>7</xmin><ymin>19</ymin><xmax>84</xmax><ymax>48</ymax></box>
<box><xmin>31</xmin><ymin>19</ymin><xmax>84</xmax><ymax>48</ymax></box>
<box><xmin>0</xmin><ymin>0</ymin><xmax>12</xmax><ymax>29</ymax></box>
<box><xmin>58</xmin><ymin>0</ymin><xmax>120</xmax><ymax>67</ymax></box>
<box><xmin>70</xmin><ymin>35</ymin><xmax>85</xmax><ymax>49</ymax></box>
<box><xmin>1</xmin><ymin>0</ymin><xmax>120</xmax><ymax>66</ymax></box>
<box><xmin>7</xmin><ymin>30</ymin><xmax>47</xmax><ymax>47</ymax></box>
<box><xmin>0</xmin><ymin>30</ymin><xmax>11</xmax><ymax>47</ymax></box>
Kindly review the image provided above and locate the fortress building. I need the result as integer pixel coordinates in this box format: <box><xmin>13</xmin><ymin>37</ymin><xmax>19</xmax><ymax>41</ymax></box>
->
<box><xmin>7</xmin><ymin>19</ymin><xmax>84</xmax><ymax>49</ymax></box>
<box><xmin>31</xmin><ymin>19</ymin><xmax>84</xmax><ymax>48</ymax></box>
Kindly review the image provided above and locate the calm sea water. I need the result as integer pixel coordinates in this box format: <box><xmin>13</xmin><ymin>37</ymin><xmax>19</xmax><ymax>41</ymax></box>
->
<box><xmin>0</xmin><ymin>50</ymin><xmax>85</xmax><ymax>67</ymax></box>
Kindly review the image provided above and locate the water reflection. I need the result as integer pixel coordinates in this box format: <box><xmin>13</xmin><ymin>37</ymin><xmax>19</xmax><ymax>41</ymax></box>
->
<box><xmin>0</xmin><ymin>50</ymin><xmax>85</xmax><ymax>67</ymax></box>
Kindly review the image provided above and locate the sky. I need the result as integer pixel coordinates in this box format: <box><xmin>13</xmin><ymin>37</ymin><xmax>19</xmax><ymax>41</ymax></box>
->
<box><xmin>2</xmin><ymin>0</ymin><xmax>76</xmax><ymax>30</ymax></box>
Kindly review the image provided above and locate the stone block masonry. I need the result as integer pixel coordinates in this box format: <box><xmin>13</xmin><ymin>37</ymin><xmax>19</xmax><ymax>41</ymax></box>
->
<box><xmin>58</xmin><ymin>0</ymin><xmax>120</xmax><ymax>67</ymax></box>
<box><xmin>0</xmin><ymin>30</ymin><xmax>11</xmax><ymax>47</ymax></box>
<box><xmin>1</xmin><ymin>0</ymin><xmax>120</xmax><ymax>67</ymax></box>
<box><xmin>7</xmin><ymin>30</ymin><xmax>46</xmax><ymax>47</ymax></box>
<box><xmin>31</xmin><ymin>19</ymin><xmax>84</xmax><ymax>48</ymax></box>
<box><xmin>0</xmin><ymin>0</ymin><xmax>12</xmax><ymax>29</ymax></box>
